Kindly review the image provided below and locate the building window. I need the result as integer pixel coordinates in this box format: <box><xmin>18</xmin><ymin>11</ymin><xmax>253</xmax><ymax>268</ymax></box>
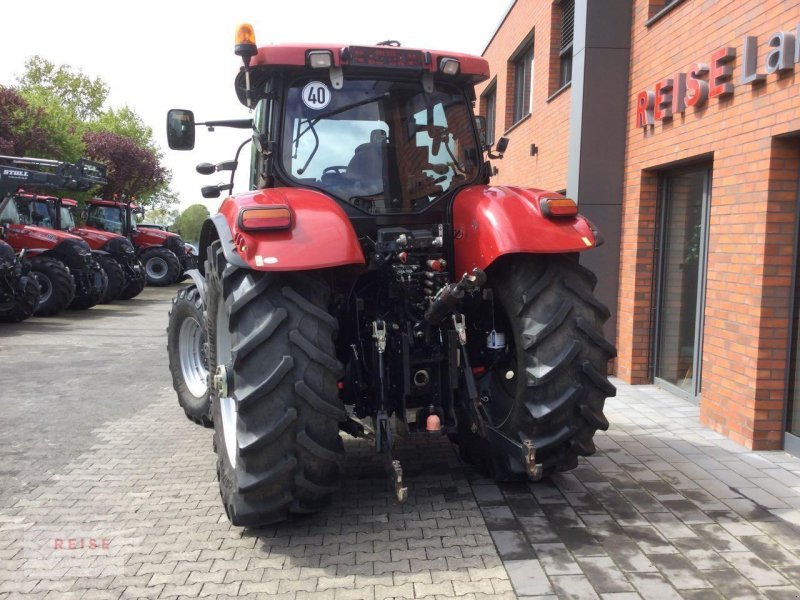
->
<box><xmin>512</xmin><ymin>43</ymin><xmax>534</xmax><ymax>124</ymax></box>
<box><xmin>481</xmin><ymin>84</ymin><xmax>496</xmax><ymax>145</ymax></box>
<box><xmin>559</xmin><ymin>0</ymin><xmax>574</xmax><ymax>88</ymax></box>
<box><xmin>648</xmin><ymin>0</ymin><xmax>684</xmax><ymax>21</ymax></box>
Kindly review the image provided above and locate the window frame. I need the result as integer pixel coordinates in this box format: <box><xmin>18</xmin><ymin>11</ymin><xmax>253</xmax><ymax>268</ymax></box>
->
<box><xmin>481</xmin><ymin>81</ymin><xmax>497</xmax><ymax>146</ymax></box>
<box><xmin>511</xmin><ymin>41</ymin><xmax>534</xmax><ymax>126</ymax></box>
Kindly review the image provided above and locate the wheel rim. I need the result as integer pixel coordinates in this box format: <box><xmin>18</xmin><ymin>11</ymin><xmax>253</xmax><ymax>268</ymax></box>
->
<box><xmin>179</xmin><ymin>316</ymin><xmax>208</xmax><ymax>398</ymax></box>
<box><xmin>34</xmin><ymin>273</ymin><xmax>52</xmax><ymax>306</ymax></box>
<box><xmin>146</xmin><ymin>257</ymin><xmax>168</xmax><ymax>280</ymax></box>
<box><xmin>216</xmin><ymin>298</ymin><xmax>237</xmax><ymax>466</ymax></box>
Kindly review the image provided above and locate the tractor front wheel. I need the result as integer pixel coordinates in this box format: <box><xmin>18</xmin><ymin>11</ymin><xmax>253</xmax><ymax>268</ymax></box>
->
<box><xmin>457</xmin><ymin>254</ymin><xmax>616</xmax><ymax>480</ymax></box>
<box><xmin>119</xmin><ymin>261</ymin><xmax>146</xmax><ymax>299</ymax></box>
<box><xmin>70</xmin><ymin>261</ymin><xmax>108</xmax><ymax>310</ymax></box>
<box><xmin>97</xmin><ymin>255</ymin><xmax>124</xmax><ymax>303</ymax></box>
<box><xmin>0</xmin><ymin>276</ymin><xmax>40</xmax><ymax>323</ymax></box>
<box><xmin>206</xmin><ymin>241</ymin><xmax>345</xmax><ymax>527</ymax></box>
<box><xmin>141</xmin><ymin>247</ymin><xmax>180</xmax><ymax>286</ymax></box>
<box><xmin>168</xmin><ymin>285</ymin><xmax>211</xmax><ymax>427</ymax></box>
<box><xmin>30</xmin><ymin>256</ymin><xmax>75</xmax><ymax>317</ymax></box>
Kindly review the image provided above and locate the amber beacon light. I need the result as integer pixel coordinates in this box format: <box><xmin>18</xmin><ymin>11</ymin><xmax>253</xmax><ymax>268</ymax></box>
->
<box><xmin>235</xmin><ymin>23</ymin><xmax>258</xmax><ymax>62</ymax></box>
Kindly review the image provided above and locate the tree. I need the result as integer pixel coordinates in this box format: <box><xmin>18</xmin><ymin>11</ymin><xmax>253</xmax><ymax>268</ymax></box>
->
<box><xmin>8</xmin><ymin>56</ymin><xmax>174</xmax><ymax>207</ymax></box>
<box><xmin>83</xmin><ymin>131</ymin><xmax>168</xmax><ymax>201</ymax></box>
<box><xmin>0</xmin><ymin>87</ymin><xmax>60</xmax><ymax>156</ymax></box>
<box><xmin>175</xmin><ymin>204</ymin><xmax>210</xmax><ymax>242</ymax></box>
<box><xmin>136</xmin><ymin>206</ymin><xmax>179</xmax><ymax>227</ymax></box>
<box><xmin>17</xmin><ymin>56</ymin><xmax>108</xmax><ymax>121</ymax></box>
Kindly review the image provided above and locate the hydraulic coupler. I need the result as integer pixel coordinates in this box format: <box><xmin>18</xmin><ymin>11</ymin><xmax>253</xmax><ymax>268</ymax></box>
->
<box><xmin>424</xmin><ymin>267</ymin><xmax>486</xmax><ymax>324</ymax></box>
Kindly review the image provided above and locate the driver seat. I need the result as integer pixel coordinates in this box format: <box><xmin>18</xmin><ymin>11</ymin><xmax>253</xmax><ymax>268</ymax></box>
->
<box><xmin>346</xmin><ymin>130</ymin><xmax>387</xmax><ymax>195</ymax></box>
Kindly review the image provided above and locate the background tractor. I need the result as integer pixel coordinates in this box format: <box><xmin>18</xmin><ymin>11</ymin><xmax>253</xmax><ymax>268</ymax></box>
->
<box><xmin>85</xmin><ymin>198</ymin><xmax>197</xmax><ymax>286</ymax></box>
<box><xmin>166</xmin><ymin>26</ymin><xmax>616</xmax><ymax>527</ymax></box>
<box><xmin>16</xmin><ymin>194</ymin><xmax>146</xmax><ymax>302</ymax></box>
<box><xmin>0</xmin><ymin>156</ymin><xmax>109</xmax><ymax>315</ymax></box>
<box><xmin>0</xmin><ymin>238</ymin><xmax>40</xmax><ymax>323</ymax></box>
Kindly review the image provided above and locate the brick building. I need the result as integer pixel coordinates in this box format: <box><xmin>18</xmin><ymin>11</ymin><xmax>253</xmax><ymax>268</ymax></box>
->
<box><xmin>479</xmin><ymin>0</ymin><xmax>800</xmax><ymax>454</ymax></box>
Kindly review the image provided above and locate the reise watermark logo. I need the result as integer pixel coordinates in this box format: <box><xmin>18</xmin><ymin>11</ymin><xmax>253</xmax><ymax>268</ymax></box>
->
<box><xmin>52</xmin><ymin>537</ymin><xmax>111</xmax><ymax>551</ymax></box>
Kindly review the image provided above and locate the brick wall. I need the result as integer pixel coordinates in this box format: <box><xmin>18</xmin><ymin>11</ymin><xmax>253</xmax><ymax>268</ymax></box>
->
<box><xmin>620</xmin><ymin>0</ymin><xmax>800</xmax><ymax>448</ymax></box>
<box><xmin>477</xmin><ymin>0</ymin><xmax>571</xmax><ymax>192</ymax></box>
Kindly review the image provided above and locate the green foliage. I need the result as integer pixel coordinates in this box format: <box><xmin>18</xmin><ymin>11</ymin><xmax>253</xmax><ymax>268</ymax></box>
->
<box><xmin>174</xmin><ymin>204</ymin><xmax>210</xmax><ymax>242</ymax></box>
<box><xmin>136</xmin><ymin>206</ymin><xmax>179</xmax><ymax>227</ymax></box>
<box><xmin>3</xmin><ymin>56</ymin><xmax>175</xmax><ymax>209</ymax></box>
<box><xmin>17</xmin><ymin>56</ymin><xmax>108</xmax><ymax>121</ymax></box>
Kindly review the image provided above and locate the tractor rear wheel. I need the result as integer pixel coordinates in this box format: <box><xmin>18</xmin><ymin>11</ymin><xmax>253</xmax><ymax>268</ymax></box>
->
<box><xmin>119</xmin><ymin>262</ymin><xmax>146</xmax><ymax>299</ymax></box>
<box><xmin>97</xmin><ymin>255</ymin><xmax>124</xmax><ymax>303</ymax></box>
<box><xmin>457</xmin><ymin>254</ymin><xmax>616</xmax><ymax>480</ymax></box>
<box><xmin>141</xmin><ymin>247</ymin><xmax>180</xmax><ymax>286</ymax></box>
<box><xmin>30</xmin><ymin>256</ymin><xmax>75</xmax><ymax>317</ymax></box>
<box><xmin>0</xmin><ymin>276</ymin><xmax>40</xmax><ymax>323</ymax></box>
<box><xmin>206</xmin><ymin>241</ymin><xmax>345</xmax><ymax>527</ymax></box>
<box><xmin>168</xmin><ymin>285</ymin><xmax>211</xmax><ymax>427</ymax></box>
<box><xmin>70</xmin><ymin>261</ymin><xmax>108</xmax><ymax>310</ymax></box>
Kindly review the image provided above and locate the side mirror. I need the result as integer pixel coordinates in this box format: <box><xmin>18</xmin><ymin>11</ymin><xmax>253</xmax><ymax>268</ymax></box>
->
<box><xmin>80</xmin><ymin>209</ymin><xmax>89</xmax><ymax>221</ymax></box>
<box><xmin>196</xmin><ymin>162</ymin><xmax>216</xmax><ymax>175</ymax></box>
<box><xmin>166</xmin><ymin>109</ymin><xmax>196</xmax><ymax>150</ymax></box>
<box><xmin>488</xmin><ymin>136</ymin><xmax>509</xmax><ymax>160</ymax></box>
<box><xmin>474</xmin><ymin>116</ymin><xmax>488</xmax><ymax>148</ymax></box>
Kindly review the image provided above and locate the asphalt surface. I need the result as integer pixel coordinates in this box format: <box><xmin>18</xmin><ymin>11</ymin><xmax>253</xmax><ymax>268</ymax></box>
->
<box><xmin>0</xmin><ymin>286</ymin><xmax>177</xmax><ymax>508</ymax></box>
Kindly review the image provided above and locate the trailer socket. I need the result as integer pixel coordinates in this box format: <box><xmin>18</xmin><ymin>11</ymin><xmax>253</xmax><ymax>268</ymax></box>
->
<box><xmin>413</xmin><ymin>369</ymin><xmax>430</xmax><ymax>388</ymax></box>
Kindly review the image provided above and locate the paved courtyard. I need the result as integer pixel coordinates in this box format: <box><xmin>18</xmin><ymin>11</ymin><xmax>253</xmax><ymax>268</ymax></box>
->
<box><xmin>1</xmin><ymin>286</ymin><xmax>800</xmax><ymax>599</ymax></box>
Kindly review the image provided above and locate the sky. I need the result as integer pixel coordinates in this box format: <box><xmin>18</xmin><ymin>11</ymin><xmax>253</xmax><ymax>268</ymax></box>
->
<box><xmin>0</xmin><ymin>0</ymin><xmax>512</xmax><ymax>214</ymax></box>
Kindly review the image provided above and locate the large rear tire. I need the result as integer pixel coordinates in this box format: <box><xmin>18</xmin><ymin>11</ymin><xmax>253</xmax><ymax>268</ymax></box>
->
<box><xmin>0</xmin><ymin>277</ymin><xmax>40</xmax><ymax>323</ymax></box>
<box><xmin>206</xmin><ymin>241</ymin><xmax>345</xmax><ymax>527</ymax></box>
<box><xmin>141</xmin><ymin>247</ymin><xmax>180</xmax><ymax>286</ymax></box>
<box><xmin>168</xmin><ymin>285</ymin><xmax>211</xmax><ymax>427</ymax></box>
<box><xmin>30</xmin><ymin>256</ymin><xmax>75</xmax><ymax>317</ymax></box>
<box><xmin>97</xmin><ymin>255</ymin><xmax>124</xmax><ymax>303</ymax></box>
<box><xmin>457</xmin><ymin>254</ymin><xmax>616</xmax><ymax>479</ymax></box>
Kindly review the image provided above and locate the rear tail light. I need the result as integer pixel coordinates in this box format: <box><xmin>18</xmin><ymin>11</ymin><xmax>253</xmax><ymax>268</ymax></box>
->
<box><xmin>540</xmin><ymin>197</ymin><xmax>578</xmax><ymax>218</ymax></box>
<box><xmin>239</xmin><ymin>206</ymin><xmax>292</xmax><ymax>231</ymax></box>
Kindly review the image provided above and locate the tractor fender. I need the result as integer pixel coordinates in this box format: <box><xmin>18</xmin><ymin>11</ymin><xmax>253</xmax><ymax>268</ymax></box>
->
<box><xmin>183</xmin><ymin>268</ymin><xmax>207</xmax><ymax>304</ymax></box>
<box><xmin>451</xmin><ymin>185</ymin><xmax>600</xmax><ymax>276</ymax></box>
<box><xmin>202</xmin><ymin>188</ymin><xmax>365</xmax><ymax>273</ymax></box>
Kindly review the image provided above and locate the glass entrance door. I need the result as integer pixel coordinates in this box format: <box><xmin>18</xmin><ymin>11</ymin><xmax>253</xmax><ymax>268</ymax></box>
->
<box><xmin>654</xmin><ymin>166</ymin><xmax>711</xmax><ymax>399</ymax></box>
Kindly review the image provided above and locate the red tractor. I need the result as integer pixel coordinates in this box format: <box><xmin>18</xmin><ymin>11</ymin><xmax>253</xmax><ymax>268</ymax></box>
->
<box><xmin>16</xmin><ymin>194</ymin><xmax>146</xmax><ymax>302</ymax></box>
<box><xmin>0</xmin><ymin>239</ymin><xmax>40</xmax><ymax>323</ymax></box>
<box><xmin>0</xmin><ymin>156</ymin><xmax>108</xmax><ymax>315</ymax></box>
<box><xmin>84</xmin><ymin>198</ymin><xmax>197</xmax><ymax>286</ymax></box>
<box><xmin>166</xmin><ymin>26</ymin><xmax>616</xmax><ymax>527</ymax></box>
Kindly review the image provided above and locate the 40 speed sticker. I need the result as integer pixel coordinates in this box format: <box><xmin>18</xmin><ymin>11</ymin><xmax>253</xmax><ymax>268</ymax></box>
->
<box><xmin>301</xmin><ymin>81</ymin><xmax>331</xmax><ymax>110</ymax></box>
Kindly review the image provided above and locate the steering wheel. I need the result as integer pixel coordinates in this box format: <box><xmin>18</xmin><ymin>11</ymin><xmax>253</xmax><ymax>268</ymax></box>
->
<box><xmin>323</xmin><ymin>166</ymin><xmax>348</xmax><ymax>176</ymax></box>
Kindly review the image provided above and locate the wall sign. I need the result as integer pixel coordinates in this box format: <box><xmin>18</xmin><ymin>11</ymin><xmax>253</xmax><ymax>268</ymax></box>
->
<box><xmin>636</xmin><ymin>25</ymin><xmax>800</xmax><ymax>129</ymax></box>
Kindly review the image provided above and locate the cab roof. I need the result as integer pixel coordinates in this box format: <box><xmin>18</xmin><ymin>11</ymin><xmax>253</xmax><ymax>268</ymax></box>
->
<box><xmin>87</xmin><ymin>198</ymin><xmax>139</xmax><ymax>210</ymax></box>
<box><xmin>238</xmin><ymin>43</ymin><xmax>489</xmax><ymax>105</ymax></box>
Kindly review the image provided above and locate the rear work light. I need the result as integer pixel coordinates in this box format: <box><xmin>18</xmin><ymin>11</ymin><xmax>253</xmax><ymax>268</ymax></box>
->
<box><xmin>307</xmin><ymin>51</ymin><xmax>333</xmax><ymax>69</ymax></box>
<box><xmin>540</xmin><ymin>197</ymin><xmax>578</xmax><ymax>218</ymax></box>
<box><xmin>239</xmin><ymin>206</ymin><xmax>293</xmax><ymax>231</ymax></box>
<box><xmin>439</xmin><ymin>57</ymin><xmax>460</xmax><ymax>75</ymax></box>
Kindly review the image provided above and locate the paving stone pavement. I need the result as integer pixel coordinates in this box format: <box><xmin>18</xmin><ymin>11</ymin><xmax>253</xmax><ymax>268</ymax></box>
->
<box><xmin>2</xmin><ymin>296</ymin><xmax>800</xmax><ymax>598</ymax></box>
